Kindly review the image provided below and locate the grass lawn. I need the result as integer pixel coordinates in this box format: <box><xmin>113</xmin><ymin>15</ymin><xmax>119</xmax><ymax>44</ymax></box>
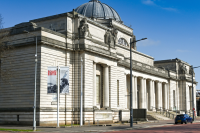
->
<box><xmin>0</xmin><ymin>128</ymin><xmax>34</xmax><ymax>132</ymax></box>
<box><xmin>61</xmin><ymin>124</ymin><xmax>80</xmax><ymax>126</ymax></box>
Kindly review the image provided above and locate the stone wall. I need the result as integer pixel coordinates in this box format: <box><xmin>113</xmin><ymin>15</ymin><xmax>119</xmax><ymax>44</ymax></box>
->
<box><xmin>0</xmin><ymin>45</ymin><xmax>40</xmax><ymax>125</ymax></box>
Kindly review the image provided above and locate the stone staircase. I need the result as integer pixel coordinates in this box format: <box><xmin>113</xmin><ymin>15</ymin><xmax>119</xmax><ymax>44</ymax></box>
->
<box><xmin>146</xmin><ymin>115</ymin><xmax>157</xmax><ymax>121</ymax></box>
<box><xmin>147</xmin><ymin>111</ymin><xmax>172</xmax><ymax>121</ymax></box>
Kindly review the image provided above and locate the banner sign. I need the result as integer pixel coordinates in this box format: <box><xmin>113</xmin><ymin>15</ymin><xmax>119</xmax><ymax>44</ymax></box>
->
<box><xmin>47</xmin><ymin>66</ymin><xmax>69</xmax><ymax>94</ymax></box>
<box><xmin>60</xmin><ymin>67</ymin><xmax>69</xmax><ymax>94</ymax></box>
<box><xmin>47</xmin><ymin>67</ymin><xmax>57</xmax><ymax>93</ymax></box>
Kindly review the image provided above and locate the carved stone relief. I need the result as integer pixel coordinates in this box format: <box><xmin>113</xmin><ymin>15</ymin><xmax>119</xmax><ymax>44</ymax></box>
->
<box><xmin>112</xmin><ymin>28</ymin><xmax>118</xmax><ymax>44</ymax></box>
<box><xmin>104</xmin><ymin>29</ymin><xmax>118</xmax><ymax>47</ymax></box>
<box><xmin>132</xmin><ymin>35</ymin><xmax>136</xmax><ymax>50</ymax></box>
<box><xmin>179</xmin><ymin>63</ymin><xmax>187</xmax><ymax>74</ymax></box>
<box><xmin>189</xmin><ymin>67</ymin><xmax>195</xmax><ymax>75</ymax></box>
<box><xmin>78</xmin><ymin>18</ymin><xmax>92</xmax><ymax>38</ymax></box>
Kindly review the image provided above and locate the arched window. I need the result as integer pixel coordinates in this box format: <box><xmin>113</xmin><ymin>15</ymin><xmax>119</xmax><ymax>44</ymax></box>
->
<box><xmin>118</xmin><ymin>38</ymin><xmax>128</xmax><ymax>46</ymax></box>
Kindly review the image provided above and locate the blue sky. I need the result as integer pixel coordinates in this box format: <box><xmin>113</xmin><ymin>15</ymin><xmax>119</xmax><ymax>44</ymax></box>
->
<box><xmin>0</xmin><ymin>0</ymin><xmax>200</xmax><ymax>89</ymax></box>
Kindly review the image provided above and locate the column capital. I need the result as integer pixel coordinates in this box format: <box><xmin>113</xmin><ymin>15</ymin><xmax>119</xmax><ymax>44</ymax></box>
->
<box><xmin>138</xmin><ymin>76</ymin><xmax>143</xmax><ymax>79</ymax></box>
<box><xmin>146</xmin><ymin>78</ymin><xmax>152</xmax><ymax>81</ymax></box>
<box><xmin>155</xmin><ymin>81</ymin><xmax>162</xmax><ymax>83</ymax></box>
<box><xmin>102</xmin><ymin>64</ymin><xmax>108</xmax><ymax>67</ymax></box>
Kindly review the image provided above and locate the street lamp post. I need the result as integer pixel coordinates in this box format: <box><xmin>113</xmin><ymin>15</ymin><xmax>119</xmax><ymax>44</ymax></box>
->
<box><xmin>191</xmin><ymin>65</ymin><xmax>200</xmax><ymax>122</ymax></box>
<box><xmin>24</xmin><ymin>30</ymin><xmax>37</xmax><ymax>131</ymax></box>
<box><xmin>130</xmin><ymin>37</ymin><xmax>147</xmax><ymax>127</ymax></box>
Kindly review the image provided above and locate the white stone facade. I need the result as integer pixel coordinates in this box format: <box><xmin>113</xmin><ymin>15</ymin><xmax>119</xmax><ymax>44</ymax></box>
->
<box><xmin>0</xmin><ymin>2</ymin><xmax>197</xmax><ymax>126</ymax></box>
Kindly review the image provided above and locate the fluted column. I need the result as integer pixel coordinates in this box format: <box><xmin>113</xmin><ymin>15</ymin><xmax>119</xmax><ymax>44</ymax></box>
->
<box><xmin>149</xmin><ymin>79</ymin><xmax>153</xmax><ymax>111</ymax></box>
<box><xmin>132</xmin><ymin>76</ymin><xmax>137</xmax><ymax>109</ymax></box>
<box><xmin>194</xmin><ymin>85</ymin><xmax>197</xmax><ymax>113</ymax></box>
<box><xmin>134</xmin><ymin>76</ymin><xmax>138</xmax><ymax>109</ymax></box>
<box><xmin>155</xmin><ymin>81</ymin><xmax>160</xmax><ymax>109</ymax></box>
<box><xmin>167</xmin><ymin>83</ymin><xmax>169</xmax><ymax>110</ymax></box>
<box><xmin>152</xmin><ymin>80</ymin><xmax>155</xmax><ymax>110</ymax></box>
<box><xmin>176</xmin><ymin>82</ymin><xmax>179</xmax><ymax>110</ymax></box>
<box><xmin>139</xmin><ymin>77</ymin><xmax>145</xmax><ymax>108</ymax></box>
<box><xmin>103</xmin><ymin>65</ymin><xmax>109</xmax><ymax>108</ymax></box>
<box><xmin>144</xmin><ymin>78</ymin><xmax>147</xmax><ymax>109</ymax></box>
<box><xmin>93</xmin><ymin>62</ymin><xmax>96</xmax><ymax>106</ymax></box>
<box><xmin>163</xmin><ymin>83</ymin><xmax>167</xmax><ymax>110</ymax></box>
<box><xmin>159</xmin><ymin>82</ymin><xmax>163</xmax><ymax>110</ymax></box>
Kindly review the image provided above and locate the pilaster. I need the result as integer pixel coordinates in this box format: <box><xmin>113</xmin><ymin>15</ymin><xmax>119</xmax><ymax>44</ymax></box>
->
<box><xmin>103</xmin><ymin>65</ymin><xmax>109</xmax><ymax>108</ymax></box>
<box><xmin>93</xmin><ymin>62</ymin><xmax>96</xmax><ymax>106</ymax></box>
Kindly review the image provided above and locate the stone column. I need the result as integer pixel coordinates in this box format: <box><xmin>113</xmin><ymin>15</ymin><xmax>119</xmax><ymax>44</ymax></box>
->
<box><xmin>139</xmin><ymin>77</ymin><xmax>145</xmax><ymax>109</ymax></box>
<box><xmin>93</xmin><ymin>62</ymin><xmax>96</xmax><ymax>106</ymax></box>
<box><xmin>103</xmin><ymin>65</ymin><xmax>109</xmax><ymax>108</ymax></box>
<box><xmin>194</xmin><ymin>85</ymin><xmax>197</xmax><ymax>113</ymax></box>
<box><xmin>159</xmin><ymin>82</ymin><xmax>163</xmax><ymax>110</ymax></box>
<box><xmin>144</xmin><ymin>78</ymin><xmax>147</xmax><ymax>109</ymax></box>
<box><xmin>152</xmin><ymin>80</ymin><xmax>155</xmax><ymax>110</ymax></box>
<box><xmin>133</xmin><ymin>76</ymin><xmax>137</xmax><ymax>109</ymax></box>
<box><xmin>163</xmin><ymin>83</ymin><xmax>167</xmax><ymax>110</ymax></box>
<box><xmin>131</xmin><ymin>76</ymin><xmax>134</xmax><ymax>109</ymax></box>
<box><xmin>189</xmin><ymin>86</ymin><xmax>192</xmax><ymax>110</ymax></box>
<box><xmin>176</xmin><ymin>82</ymin><xmax>179</xmax><ymax>111</ymax></box>
<box><xmin>156</xmin><ymin>81</ymin><xmax>162</xmax><ymax>110</ymax></box>
<box><xmin>125</xmin><ymin>74</ymin><xmax>127</xmax><ymax>109</ymax></box>
<box><xmin>167</xmin><ymin>83</ymin><xmax>169</xmax><ymax>110</ymax></box>
<box><xmin>149</xmin><ymin>79</ymin><xmax>153</xmax><ymax>111</ymax></box>
<box><xmin>155</xmin><ymin>81</ymin><xmax>159</xmax><ymax>109</ymax></box>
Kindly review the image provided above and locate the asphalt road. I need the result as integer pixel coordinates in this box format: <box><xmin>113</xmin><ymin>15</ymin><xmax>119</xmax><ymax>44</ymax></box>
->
<box><xmin>0</xmin><ymin>119</ymin><xmax>200</xmax><ymax>133</ymax></box>
<box><xmin>106</xmin><ymin>122</ymin><xmax>200</xmax><ymax>133</ymax></box>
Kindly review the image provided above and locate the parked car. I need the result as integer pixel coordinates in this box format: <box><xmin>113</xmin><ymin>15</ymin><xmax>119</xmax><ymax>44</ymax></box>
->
<box><xmin>175</xmin><ymin>114</ymin><xmax>193</xmax><ymax>124</ymax></box>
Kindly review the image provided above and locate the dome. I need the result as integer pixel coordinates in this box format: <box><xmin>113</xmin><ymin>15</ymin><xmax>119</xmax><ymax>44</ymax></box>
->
<box><xmin>75</xmin><ymin>0</ymin><xmax>122</xmax><ymax>22</ymax></box>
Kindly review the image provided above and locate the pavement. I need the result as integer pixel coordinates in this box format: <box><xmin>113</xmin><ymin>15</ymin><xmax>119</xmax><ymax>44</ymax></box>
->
<box><xmin>0</xmin><ymin>118</ymin><xmax>200</xmax><ymax>133</ymax></box>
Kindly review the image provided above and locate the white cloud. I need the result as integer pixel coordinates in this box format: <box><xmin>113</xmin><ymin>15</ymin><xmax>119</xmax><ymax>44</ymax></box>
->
<box><xmin>142</xmin><ymin>0</ymin><xmax>156</xmax><ymax>5</ymax></box>
<box><xmin>162</xmin><ymin>7</ymin><xmax>177</xmax><ymax>12</ymax></box>
<box><xmin>142</xmin><ymin>0</ymin><xmax>178</xmax><ymax>12</ymax></box>
<box><xmin>137</xmin><ymin>39</ymin><xmax>160</xmax><ymax>46</ymax></box>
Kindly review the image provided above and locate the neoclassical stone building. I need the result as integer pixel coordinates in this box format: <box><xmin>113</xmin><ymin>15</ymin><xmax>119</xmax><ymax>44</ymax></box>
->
<box><xmin>0</xmin><ymin>0</ymin><xmax>197</xmax><ymax>125</ymax></box>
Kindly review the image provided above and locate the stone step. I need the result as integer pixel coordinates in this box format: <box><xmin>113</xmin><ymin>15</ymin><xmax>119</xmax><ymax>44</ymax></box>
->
<box><xmin>147</xmin><ymin>111</ymin><xmax>171</xmax><ymax>120</ymax></box>
<box><xmin>146</xmin><ymin>115</ymin><xmax>157</xmax><ymax>121</ymax></box>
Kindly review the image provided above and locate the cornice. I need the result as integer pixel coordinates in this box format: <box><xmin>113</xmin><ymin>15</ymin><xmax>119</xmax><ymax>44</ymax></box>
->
<box><xmin>116</xmin><ymin>44</ymin><xmax>154</xmax><ymax>60</ymax></box>
<box><xmin>30</xmin><ymin>12</ymin><xmax>73</xmax><ymax>23</ymax></box>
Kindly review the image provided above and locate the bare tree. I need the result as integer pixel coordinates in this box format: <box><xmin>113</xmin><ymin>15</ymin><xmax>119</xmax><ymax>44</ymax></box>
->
<box><xmin>0</xmin><ymin>14</ymin><xmax>3</xmax><ymax>29</ymax></box>
<box><xmin>0</xmin><ymin>14</ymin><xmax>13</xmax><ymax>83</ymax></box>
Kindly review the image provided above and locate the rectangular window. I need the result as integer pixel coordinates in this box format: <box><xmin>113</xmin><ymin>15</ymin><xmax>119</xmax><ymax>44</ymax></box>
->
<box><xmin>96</xmin><ymin>75</ymin><xmax>100</xmax><ymax>104</ymax></box>
<box><xmin>117</xmin><ymin>80</ymin><xmax>119</xmax><ymax>106</ymax></box>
